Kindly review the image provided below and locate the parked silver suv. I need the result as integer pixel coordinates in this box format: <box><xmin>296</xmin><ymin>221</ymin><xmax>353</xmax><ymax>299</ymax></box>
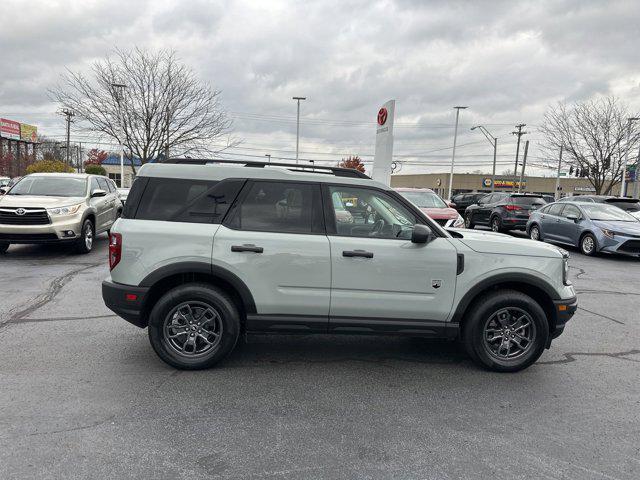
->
<box><xmin>102</xmin><ymin>159</ymin><xmax>577</xmax><ymax>372</ymax></box>
<box><xmin>0</xmin><ymin>173</ymin><xmax>122</xmax><ymax>254</ymax></box>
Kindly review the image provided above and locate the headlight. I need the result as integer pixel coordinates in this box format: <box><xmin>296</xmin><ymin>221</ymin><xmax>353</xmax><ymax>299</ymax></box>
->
<box><xmin>47</xmin><ymin>203</ymin><xmax>83</xmax><ymax>216</ymax></box>
<box><xmin>600</xmin><ymin>228</ymin><xmax>614</xmax><ymax>239</ymax></box>
<box><xmin>452</xmin><ymin>214</ymin><xmax>465</xmax><ymax>228</ymax></box>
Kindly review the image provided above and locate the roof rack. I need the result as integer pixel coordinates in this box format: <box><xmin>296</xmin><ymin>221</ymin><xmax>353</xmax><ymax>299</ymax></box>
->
<box><xmin>158</xmin><ymin>158</ymin><xmax>370</xmax><ymax>179</ymax></box>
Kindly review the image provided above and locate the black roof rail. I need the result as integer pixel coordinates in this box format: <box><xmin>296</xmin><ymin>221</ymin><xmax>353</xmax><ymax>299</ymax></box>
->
<box><xmin>157</xmin><ymin>158</ymin><xmax>370</xmax><ymax>179</ymax></box>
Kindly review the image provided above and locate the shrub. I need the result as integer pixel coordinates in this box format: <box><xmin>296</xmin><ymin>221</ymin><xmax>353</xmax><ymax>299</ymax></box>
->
<box><xmin>25</xmin><ymin>160</ymin><xmax>74</xmax><ymax>174</ymax></box>
<box><xmin>84</xmin><ymin>164</ymin><xmax>107</xmax><ymax>176</ymax></box>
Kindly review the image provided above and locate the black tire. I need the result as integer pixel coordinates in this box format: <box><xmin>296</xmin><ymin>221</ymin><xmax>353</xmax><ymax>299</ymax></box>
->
<box><xmin>75</xmin><ymin>219</ymin><xmax>94</xmax><ymax>254</ymax></box>
<box><xmin>490</xmin><ymin>215</ymin><xmax>503</xmax><ymax>233</ymax></box>
<box><xmin>462</xmin><ymin>289</ymin><xmax>549</xmax><ymax>372</ymax></box>
<box><xmin>464</xmin><ymin>212</ymin><xmax>475</xmax><ymax>229</ymax></box>
<box><xmin>148</xmin><ymin>283</ymin><xmax>240</xmax><ymax>370</ymax></box>
<box><xmin>529</xmin><ymin>224</ymin><xmax>542</xmax><ymax>241</ymax></box>
<box><xmin>0</xmin><ymin>242</ymin><xmax>9</xmax><ymax>254</ymax></box>
<box><xmin>580</xmin><ymin>233</ymin><xmax>597</xmax><ymax>256</ymax></box>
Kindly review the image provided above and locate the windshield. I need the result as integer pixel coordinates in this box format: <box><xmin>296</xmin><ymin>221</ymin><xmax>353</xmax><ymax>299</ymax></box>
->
<box><xmin>7</xmin><ymin>176</ymin><xmax>87</xmax><ymax>197</ymax></box>
<box><xmin>581</xmin><ymin>204</ymin><xmax>638</xmax><ymax>222</ymax></box>
<box><xmin>399</xmin><ymin>191</ymin><xmax>447</xmax><ymax>208</ymax></box>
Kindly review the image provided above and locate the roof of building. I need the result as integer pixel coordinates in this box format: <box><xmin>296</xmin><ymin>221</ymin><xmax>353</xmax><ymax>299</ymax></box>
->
<box><xmin>102</xmin><ymin>155</ymin><xmax>143</xmax><ymax>166</ymax></box>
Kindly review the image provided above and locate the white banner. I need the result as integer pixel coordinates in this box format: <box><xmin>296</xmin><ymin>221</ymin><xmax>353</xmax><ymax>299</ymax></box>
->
<box><xmin>371</xmin><ymin>100</ymin><xmax>395</xmax><ymax>185</ymax></box>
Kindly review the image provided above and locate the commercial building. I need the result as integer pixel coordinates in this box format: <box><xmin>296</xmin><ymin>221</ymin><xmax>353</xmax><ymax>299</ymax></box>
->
<box><xmin>390</xmin><ymin>172</ymin><xmax>622</xmax><ymax>198</ymax></box>
<box><xmin>101</xmin><ymin>155</ymin><xmax>142</xmax><ymax>188</ymax></box>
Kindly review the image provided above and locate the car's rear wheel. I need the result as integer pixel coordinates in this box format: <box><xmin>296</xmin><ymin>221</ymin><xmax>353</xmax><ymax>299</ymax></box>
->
<box><xmin>465</xmin><ymin>212</ymin><xmax>475</xmax><ymax>229</ymax></box>
<box><xmin>148</xmin><ymin>283</ymin><xmax>240</xmax><ymax>370</ymax></box>
<box><xmin>75</xmin><ymin>219</ymin><xmax>94</xmax><ymax>254</ymax></box>
<box><xmin>490</xmin><ymin>216</ymin><xmax>503</xmax><ymax>233</ymax></box>
<box><xmin>529</xmin><ymin>224</ymin><xmax>541</xmax><ymax>241</ymax></box>
<box><xmin>0</xmin><ymin>242</ymin><xmax>9</xmax><ymax>254</ymax></box>
<box><xmin>462</xmin><ymin>290</ymin><xmax>548</xmax><ymax>372</ymax></box>
<box><xmin>580</xmin><ymin>233</ymin><xmax>597</xmax><ymax>256</ymax></box>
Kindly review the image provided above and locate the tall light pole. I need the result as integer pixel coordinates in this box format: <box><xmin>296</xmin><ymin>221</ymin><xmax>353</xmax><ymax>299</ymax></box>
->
<box><xmin>448</xmin><ymin>106</ymin><xmax>467</xmax><ymax>200</ymax></box>
<box><xmin>293</xmin><ymin>96</ymin><xmax>306</xmax><ymax>164</ymax></box>
<box><xmin>471</xmin><ymin>125</ymin><xmax>497</xmax><ymax>192</ymax></box>
<box><xmin>265</xmin><ymin>154</ymin><xmax>271</xmax><ymax>163</ymax></box>
<box><xmin>112</xmin><ymin>82</ymin><xmax>127</xmax><ymax>187</ymax></box>
<box><xmin>621</xmin><ymin>117</ymin><xmax>639</xmax><ymax>197</ymax></box>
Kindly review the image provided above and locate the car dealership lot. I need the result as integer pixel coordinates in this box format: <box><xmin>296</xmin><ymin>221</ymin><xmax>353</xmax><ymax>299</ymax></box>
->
<box><xmin>1</xmin><ymin>235</ymin><xmax>639</xmax><ymax>479</ymax></box>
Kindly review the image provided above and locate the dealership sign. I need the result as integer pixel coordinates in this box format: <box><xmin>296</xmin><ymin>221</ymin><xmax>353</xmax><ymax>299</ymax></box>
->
<box><xmin>0</xmin><ymin>118</ymin><xmax>21</xmax><ymax>140</ymax></box>
<box><xmin>371</xmin><ymin>99</ymin><xmax>396</xmax><ymax>186</ymax></box>
<box><xmin>574</xmin><ymin>186</ymin><xmax>596</xmax><ymax>192</ymax></box>
<box><xmin>20</xmin><ymin>123</ymin><xmax>38</xmax><ymax>142</ymax></box>
<box><xmin>483</xmin><ymin>177</ymin><xmax>526</xmax><ymax>189</ymax></box>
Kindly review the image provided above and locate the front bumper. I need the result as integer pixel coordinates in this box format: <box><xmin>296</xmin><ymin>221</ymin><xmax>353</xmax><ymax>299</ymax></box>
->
<box><xmin>102</xmin><ymin>278</ymin><xmax>149</xmax><ymax>328</ymax></box>
<box><xmin>599</xmin><ymin>236</ymin><xmax>640</xmax><ymax>257</ymax></box>
<box><xmin>0</xmin><ymin>213</ymin><xmax>84</xmax><ymax>243</ymax></box>
<box><xmin>550</xmin><ymin>295</ymin><xmax>578</xmax><ymax>339</ymax></box>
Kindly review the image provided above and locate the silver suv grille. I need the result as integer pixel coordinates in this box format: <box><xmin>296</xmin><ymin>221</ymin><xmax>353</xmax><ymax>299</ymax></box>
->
<box><xmin>0</xmin><ymin>208</ymin><xmax>51</xmax><ymax>225</ymax></box>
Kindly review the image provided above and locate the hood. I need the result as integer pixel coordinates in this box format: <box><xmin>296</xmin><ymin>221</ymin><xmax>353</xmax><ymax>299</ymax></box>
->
<box><xmin>592</xmin><ymin>219</ymin><xmax>640</xmax><ymax>235</ymax></box>
<box><xmin>420</xmin><ymin>207</ymin><xmax>458</xmax><ymax>219</ymax></box>
<box><xmin>0</xmin><ymin>195</ymin><xmax>86</xmax><ymax>208</ymax></box>
<box><xmin>455</xmin><ymin>229</ymin><xmax>564</xmax><ymax>258</ymax></box>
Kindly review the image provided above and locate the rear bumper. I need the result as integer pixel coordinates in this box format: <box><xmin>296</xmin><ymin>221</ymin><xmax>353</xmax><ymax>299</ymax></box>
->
<box><xmin>102</xmin><ymin>278</ymin><xmax>149</xmax><ymax>328</ymax></box>
<box><xmin>502</xmin><ymin>217</ymin><xmax>529</xmax><ymax>229</ymax></box>
<box><xmin>551</xmin><ymin>295</ymin><xmax>577</xmax><ymax>339</ymax></box>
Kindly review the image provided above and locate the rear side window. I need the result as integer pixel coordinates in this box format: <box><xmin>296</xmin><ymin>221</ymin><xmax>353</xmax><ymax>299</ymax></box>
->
<box><xmin>131</xmin><ymin>178</ymin><xmax>244</xmax><ymax>224</ymax></box>
<box><xmin>225</xmin><ymin>181</ymin><xmax>323</xmax><ymax>234</ymax></box>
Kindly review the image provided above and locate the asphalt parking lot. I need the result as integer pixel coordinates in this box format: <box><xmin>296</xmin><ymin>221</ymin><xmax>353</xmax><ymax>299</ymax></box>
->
<box><xmin>1</xmin><ymin>233</ymin><xmax>639</xmax><ymax>480</ymax></box>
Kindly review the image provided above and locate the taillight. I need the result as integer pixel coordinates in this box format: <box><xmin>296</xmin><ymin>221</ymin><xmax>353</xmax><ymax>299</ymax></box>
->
<box><xmin>504</xmin><ymin>205</ymin><xmax>522</xmax><ymax>211</ymax></box>
<box><xmin>109</xmin><ymin>233</ymin><xmax>122</xmax><ymax>270</ymax></box>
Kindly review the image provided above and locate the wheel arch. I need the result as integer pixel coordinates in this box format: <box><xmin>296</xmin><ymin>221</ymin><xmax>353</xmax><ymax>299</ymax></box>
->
<box><xmin>452</xmin><ymin>273</ymin><xmax>559</xmax><ymax>332</ymax></box>
<box><xmin>139</xmin><ymin>262</ymin><xmax>256</xmax><ymax>328</ymax></box>
<box><xmin>578</xmin><ymin>230</ymin><xmax>598</xmax><ymax>250</ymax></box>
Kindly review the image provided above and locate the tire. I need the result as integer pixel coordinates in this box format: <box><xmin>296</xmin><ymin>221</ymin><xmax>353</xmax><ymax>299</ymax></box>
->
<box><xmin>580</xmin><ymin>233</ymin><xmax>597</xmax><ymax>256</ymax></box>
<box><xmin>0</xmin><ymin>242</ymin><xmax>9</xmax><ymax>254</ymax></box>
<box><xmin>529</xmin><ymin>224</ymin><xmax>542</xmax><ymax>241</ymax></box>
<box><xmin>147</xmin><ymin>283</ymin><xmax>241</xmax><ymax>370</ymax></box>
<box><xmin>75</xmin><ymin>219</ymin><xmax>94</xmax><ymax>254</ymax></box>
<box><xmin>490</xmin><ymin>215</ymin><xmax>503</xmax><ymax>233</ymax></box>
<box><xmin>462</xmin><ymin>289</ymin><xmax>549</xmax><ymax>372</ymax></box>
<box><xmin>464</xmin><ymin>212</ymin><xmax>475</xmax><ymax>229</ymax></box>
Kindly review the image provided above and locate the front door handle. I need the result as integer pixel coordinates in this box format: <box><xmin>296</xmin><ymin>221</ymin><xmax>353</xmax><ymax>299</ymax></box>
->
<box><xmin>343</xmin><ymin>249</ymin><xmax>373</xmax><ymax>258</ymax></box>
<box><xmin>231</xmin><ymin>244</ymin><xmax>264</xmax><ymax>253</ymax></box>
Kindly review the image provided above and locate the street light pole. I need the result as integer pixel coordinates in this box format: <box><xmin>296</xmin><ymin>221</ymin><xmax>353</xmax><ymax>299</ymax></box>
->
<box><xmin>555</xmin><ymin>145</ymin><xmax>564</xmax><ymax>201</ymax></box>
<box><xmin>471</xmin><ymin>125</ymin><xmax>497</xmax><ymax>192</ymax></box>
<box><xmin>621</xmin><ymin>117</ymin><xmax>639</xmax><ymax>197</ymax></box>
<box><xmin>112</xmin><ymin>82</ymin><xmax>127</xmax><ymax>187</ymax></box>
<box><xmin>293</xmin><ymin>96</ymin><xmax>306</xmax><ymax>164</ymax></box>
<box><xmin>448</xmin><ymin>106</ymin><xmax>468</xmax><ymax>200</ymax></box>
<box><xmin>265</xmin><ymin>154</ymin><xmax>271</xmax><ymax>164</ymax></box>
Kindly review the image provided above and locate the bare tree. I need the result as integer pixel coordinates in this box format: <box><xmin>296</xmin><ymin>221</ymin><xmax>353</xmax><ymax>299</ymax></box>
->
<box><xmin>540</xmin><ymin>96</ymin><xmax>639</xmax><ymax>195</ymax></box>
<box><xmin>50</xmin><ymin>48</ymin><xmax>233</xmax><ymax>173</ymax></box>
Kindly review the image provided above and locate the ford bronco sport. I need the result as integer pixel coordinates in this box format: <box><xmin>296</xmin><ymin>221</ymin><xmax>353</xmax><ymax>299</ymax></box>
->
<box><xmin>102</xmin><ymin>159</ymin><xmax>576</xmax><ymax>372</ymax></box>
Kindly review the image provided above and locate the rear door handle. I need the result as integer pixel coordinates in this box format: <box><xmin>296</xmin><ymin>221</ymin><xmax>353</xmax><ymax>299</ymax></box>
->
<box><xmin>343</xmin><ymin>249</ymin><xmax>373</xmax><ymax>258</ymax></box>
<box><xmin>231</xmin><ymin>244</ymin><xmax>263</xmax><ymax>253</ymax></box>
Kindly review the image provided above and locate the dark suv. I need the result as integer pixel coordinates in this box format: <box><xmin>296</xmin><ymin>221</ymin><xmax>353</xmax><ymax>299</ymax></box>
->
<box><xmin>464</xmin><ymin>193</ymin><xmax>547</xmax><ymax>232</ymax></box>
<box><xmin>450</xmin><ymin>192</ymin><xmax>488</xmax><ymax>214</ymax></box>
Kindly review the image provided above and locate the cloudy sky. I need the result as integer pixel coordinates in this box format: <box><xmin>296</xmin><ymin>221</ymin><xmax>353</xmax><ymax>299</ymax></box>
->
<box><xmin>2</xmin><ymin>0</ymin><xmax>640</xmax><ymax>176</ymax></box>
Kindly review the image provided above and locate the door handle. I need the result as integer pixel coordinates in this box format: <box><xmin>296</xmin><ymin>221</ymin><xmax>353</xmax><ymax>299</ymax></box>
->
<box><xmin>343</xmin><ymin>249</ymin><xmax>374</xmax><ymax>258</ymax></box>
<box><xmin>231</xmin><ymin>244</ymin><xmax>264</xmax><ymax>253</ymax></box>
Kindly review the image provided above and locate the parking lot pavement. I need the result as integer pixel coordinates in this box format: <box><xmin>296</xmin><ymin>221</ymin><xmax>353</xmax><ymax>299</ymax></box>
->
<box><xmin>1</xmin><ymin>235</ymin><xmax>639</xmax><ymax>480</ymax></box>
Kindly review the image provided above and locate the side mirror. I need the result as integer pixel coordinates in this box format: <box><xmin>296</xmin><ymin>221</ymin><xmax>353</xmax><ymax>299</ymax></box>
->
<box><xmin>411</xmin><ymin>224</ymin><xmax>435</xmax><ymax>244</ymax></box>
<box><xmin>566</xmin><ymin>214</ymin><xmax>579</xmax><ymax>222</ymax></box>
<box><xmin>91</xmin><ymin>189</ymin><xmax>107</xmax><ymax>198</ymax></box>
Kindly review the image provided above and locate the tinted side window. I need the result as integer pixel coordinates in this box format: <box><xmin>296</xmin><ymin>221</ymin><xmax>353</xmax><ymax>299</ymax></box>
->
<box><xmin>90</xmin><ymin>177</ymin><xmax>100</xmax><ymax>193</ymax></box>
<box><xmin>226</xmin><ymin>181</ymin><xmax>321</xmax><ymax>234</ymax></box>
<box><xmin>547</xmin><ymin>204</ymin><xmax>564</xmax><ymax>216</ymax></box>
<box><xmin>97</xmin><ymin>177</ymin><xmax>109</xmax><ymax>192</ymax></box>
<box><xmin>562</xmin><ymin>205</ymin><xmax>581</xmax><ymax>218</ymax></box>
<box><xmin>134</xmin><ymin>178</ymin><xmax>243</xmax><ymax>224</ymax></box>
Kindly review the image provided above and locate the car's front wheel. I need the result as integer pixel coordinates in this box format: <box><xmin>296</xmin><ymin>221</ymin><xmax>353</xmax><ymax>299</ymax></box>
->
<box><xmin>0</xmin><ymin>242</ymin><xmax>9</xmax><ymax>254</ymax></box>
<box><xmin>462</xmin><ymin>290</ymin><xmax>549</xmax><ymax>372</ymax></box>
<box><xmin>148</xmin><ymin>283</ymin><xmax>240</xmax><ymax>370</ymax></box>
<box><xmin>75</xmin><ymin>219</ymin><xmax>94</xmax><ymax>254</ymax></box>
<box><xmin>580</xmin><ymin>233</ymin><xmax>597</xmax><ymax>256</ymax></box>
<box><xmin>529</xmin><ymin>224</ymin><xmax>542</xmax><ymax>241</ymax></box>
<box><xmin>464</xmin><ymin>212</ymin><xmax>475</xmax><ymax>229</ymax></box>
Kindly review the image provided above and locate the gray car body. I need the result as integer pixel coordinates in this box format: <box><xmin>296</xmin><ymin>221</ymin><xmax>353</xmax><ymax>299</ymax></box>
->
<box><xmin>527</xmin><ymin>201</ymin><xmax>640</xmax><ymax>256</ymax></box>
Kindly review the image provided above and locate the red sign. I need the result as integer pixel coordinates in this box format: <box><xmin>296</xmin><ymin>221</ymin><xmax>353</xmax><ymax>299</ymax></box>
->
<box><xmin>377</xmin><ymin>107</ymin><xmax>388</xmax><ymax>126</ymax></box>
<box><xmin>0</xmin><ymin>118</ymin><xmax>21</xmax><ymax>140</ymax></box>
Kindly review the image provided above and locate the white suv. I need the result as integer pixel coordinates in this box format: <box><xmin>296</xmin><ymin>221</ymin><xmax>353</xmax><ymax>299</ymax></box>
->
<box><xmin>102</xmin><ymin>159</ymin><xmax>577</xmax><ymax>372</ymax></box>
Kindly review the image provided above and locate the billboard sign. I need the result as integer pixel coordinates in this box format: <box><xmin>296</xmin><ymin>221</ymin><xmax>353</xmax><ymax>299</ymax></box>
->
<box><xmin>484</xmin><ymin>177</ymin><xmax>526</xmax><ymax>189</ymax></box>
<box><xmin>0</xmin><ymin>118</ymin><xmax>21</xmax><ymax>140</ymax></box>
<box><xmin>20</xmin><ymin>123</ymin><xmax>38</xmax><ymax>142</ymax></box>
<box><xmin>371</xmin><ymin>100</ymin><xmax>395</xmax><ymax>186</ymax></box>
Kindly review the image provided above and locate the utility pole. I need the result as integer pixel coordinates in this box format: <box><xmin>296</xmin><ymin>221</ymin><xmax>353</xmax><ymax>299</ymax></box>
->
<box><xmin>61</xmin><ymin>109</ymin><xmax>75</xmax><ymax>167</ymax></box>
<box><xmin>518</xmin><ymin>140</ymin><xmax>529</xmax><ymax>193</ymax></box>
<box><xmin>633</xmin><ymin>144</ymin><xmax>640</xmax><ymax>199</ymax></box>
<box><xmin>265</xmin><ymin>154</ymin><xmax>271</xmax><ymax>163</ymax></box>
<box><xmin>471</xmin><ymin>125</ymin><xmax>497</xmax><ymax>192</ymax></box>
<box><xmin>164</xmin><ymin>105</ymin><xmax>170</xmax><ymax>160</ymax></box>
<box><xmin>448</xmin><ymin>106</ymin><xmax>468</xmax><ymax>200</ymax></box>
<box><xmin>292</xmin><ymin>96</ymin><xmax>306</xmax><ymax>164</ymax></box>
<box><xmin>555</xmin><ymin>145</ymin><xmax>564</xmax><ymax>200</ymax></box>
<box><xmin>621</xmin><ymin>117</ymin><xmax>639</xmax><ymax>197</ymax></box>
<box><xmin>511</xmin><ymin>124</ymin><xmax>527</xmax><ymax>191</ymax></box>
<box><xmin>111</xmin><ymin>82</ymin><xmax>127</xmax><ymax>187</ymax></box>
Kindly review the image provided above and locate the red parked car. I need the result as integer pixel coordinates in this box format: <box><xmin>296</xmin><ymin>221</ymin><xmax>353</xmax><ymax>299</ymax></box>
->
<box><xmin>395</xmin><ymin>188</ymin><xmax>465</xmax><ymax>228</ymax></box>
